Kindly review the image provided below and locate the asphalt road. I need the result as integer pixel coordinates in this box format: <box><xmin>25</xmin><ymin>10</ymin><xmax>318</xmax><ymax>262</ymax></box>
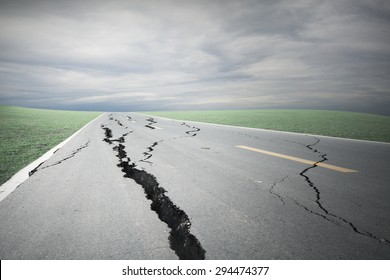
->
<box><xmin>0</xmin><ymin>112</ymin><xmax>389</xmax><ymax>259</ymax></box>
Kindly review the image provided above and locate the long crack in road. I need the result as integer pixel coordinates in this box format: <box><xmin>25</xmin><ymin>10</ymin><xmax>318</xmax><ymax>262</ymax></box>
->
<box><xmin>294</xmin><ymin>136</ymin><xmax>390</xmax><ymax>245</ymax></box>
<box><xmin>101</xmin><ymin>117</ymin><xmax>206</xmax><ymax>260</ymax></box>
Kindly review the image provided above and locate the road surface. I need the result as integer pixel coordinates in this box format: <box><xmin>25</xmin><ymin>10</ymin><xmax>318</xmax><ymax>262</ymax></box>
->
<box><xmin>0</xmin><ymin>112</ymin><xmax>389</xmax><ymax>259</ymax></box>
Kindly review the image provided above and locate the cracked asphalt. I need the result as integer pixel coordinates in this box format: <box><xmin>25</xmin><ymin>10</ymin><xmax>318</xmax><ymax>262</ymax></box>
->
<box><xmin>0</xmin><ymin>112</ymin><xmax>389</xmax><ymax>259</ymax></box>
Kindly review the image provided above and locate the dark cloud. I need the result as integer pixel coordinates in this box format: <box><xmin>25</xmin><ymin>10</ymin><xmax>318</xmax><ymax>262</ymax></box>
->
<box><xmin>0</xmin><ymin>0</ymin><xmax>389</xmax><ymax>114</ymax></box>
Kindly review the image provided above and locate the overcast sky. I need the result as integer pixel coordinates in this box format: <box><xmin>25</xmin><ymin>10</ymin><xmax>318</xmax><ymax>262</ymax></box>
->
<box><xmin>0</xmin><ymin>0</ymin><xmax>389</xmax><ymax>114</ymax></box>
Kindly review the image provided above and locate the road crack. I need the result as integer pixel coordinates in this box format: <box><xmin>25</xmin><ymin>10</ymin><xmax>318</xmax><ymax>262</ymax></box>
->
<box><xmin>138</xmin><ymin>119</ymin><xmax>201</xmax><ymax>165</ymax></box>
<box><xmin>297</xmin><ymin>136</ymin><xmax>390</xmax><ymax>245</ymax></box>
<box><xmin>114</xmin><ymin>118</ymin><xmax>123</xmax><ymax>127</ymax></box>
<box><xmin>140</xmin><ymin>141</ymin><xmax>161</xmax><ymax>165</ymax></box>
<box><xmin>269</xmin><ymin>176</ymin><xmax>288</xmax><ymax>206</ymax></box>
<box><xmin>29</xmin><ymin>139</ymin><xmax>90</xmax><ymax>176</ymax></box>
<box><xmin>145</xmin><ymin>117</ymin><xmax>157</xmax><ymax>130</ymax></box>
<box><xmin>101</xmin><ymin>124</ymin><xmax>206</xmax><ymax>259</ymax></box>
<box><xmin>299</xmin><ymin>137</ymin><xmax>329</xmax><ymax>215</ymax></box>
<box><xmin>102</xmin><ymin>125</ymin><xmax>113</xmax><ymax>144</ymax></box>
<box><xmin>181</xmin><ymin>122</ymin><xmax>200</xmax><ymax>136</ymax></box>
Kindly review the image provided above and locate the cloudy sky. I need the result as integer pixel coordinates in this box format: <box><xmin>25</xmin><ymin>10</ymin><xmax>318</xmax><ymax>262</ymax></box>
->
<box><xmin>0</xmin><ymin>0</ymin><xmax>389</xmax><ymax>114</ymax></box>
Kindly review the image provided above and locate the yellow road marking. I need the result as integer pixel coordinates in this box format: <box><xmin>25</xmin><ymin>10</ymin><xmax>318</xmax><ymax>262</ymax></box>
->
<box><xmin>237</xmin><ymin>145</ymin><xmax>358</xmax><ymax>173</ymax></box>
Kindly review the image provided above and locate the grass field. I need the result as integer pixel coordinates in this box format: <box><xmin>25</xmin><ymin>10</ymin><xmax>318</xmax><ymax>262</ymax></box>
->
<box><xmin>146</xmin><ymin>109</ymin><xmax>390</xmax><ymax>143</ymax></box>
<box><xmin>0</xmin><ymin>105</ymin><xmax>101</xmax><ymax>185</ymax></box>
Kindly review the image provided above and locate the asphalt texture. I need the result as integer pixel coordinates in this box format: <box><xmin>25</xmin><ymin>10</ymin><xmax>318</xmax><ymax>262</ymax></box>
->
<box><xmin>0</xmin><ymin>112</ymin><xmax>389</xmax><ymax>259</ymax></box>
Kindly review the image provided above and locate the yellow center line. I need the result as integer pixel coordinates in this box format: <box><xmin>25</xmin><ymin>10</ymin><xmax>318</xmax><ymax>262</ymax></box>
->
<box><xmin>237</xmin><ymin>145</ymin><xmax>358</xmax><ymax>173</ymax></box>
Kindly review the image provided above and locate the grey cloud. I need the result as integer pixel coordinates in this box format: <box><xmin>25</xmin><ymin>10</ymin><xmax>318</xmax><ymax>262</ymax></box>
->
<box><xmin>0</xmin><ymin>0</ymin><xmax>389</xmax><ymax>114</ymax></box>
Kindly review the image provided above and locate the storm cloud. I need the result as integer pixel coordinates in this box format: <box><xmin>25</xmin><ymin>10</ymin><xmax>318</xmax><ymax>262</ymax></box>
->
<box><xmin>0</xmin><ymin>0</ymin><xmax>389</xmax><ymax>114</ymax></box>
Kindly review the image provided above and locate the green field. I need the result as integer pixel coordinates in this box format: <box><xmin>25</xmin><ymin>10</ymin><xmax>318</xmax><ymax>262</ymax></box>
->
<box><xmin>146</xmin><ymin>109</ymin><xmax>390</xmax><ymax>143</ymax></box>
<box><xmin>0</xmin><ymin>105</ymin><xmax>101</xmax><ymax>185</ymax></box>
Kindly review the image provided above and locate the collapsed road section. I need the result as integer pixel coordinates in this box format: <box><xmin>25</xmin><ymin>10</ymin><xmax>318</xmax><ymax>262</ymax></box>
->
<box><xmin>101</xmin><ymin>124</ymin><xmax>206</xmax><ymax>260</ymax></box>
